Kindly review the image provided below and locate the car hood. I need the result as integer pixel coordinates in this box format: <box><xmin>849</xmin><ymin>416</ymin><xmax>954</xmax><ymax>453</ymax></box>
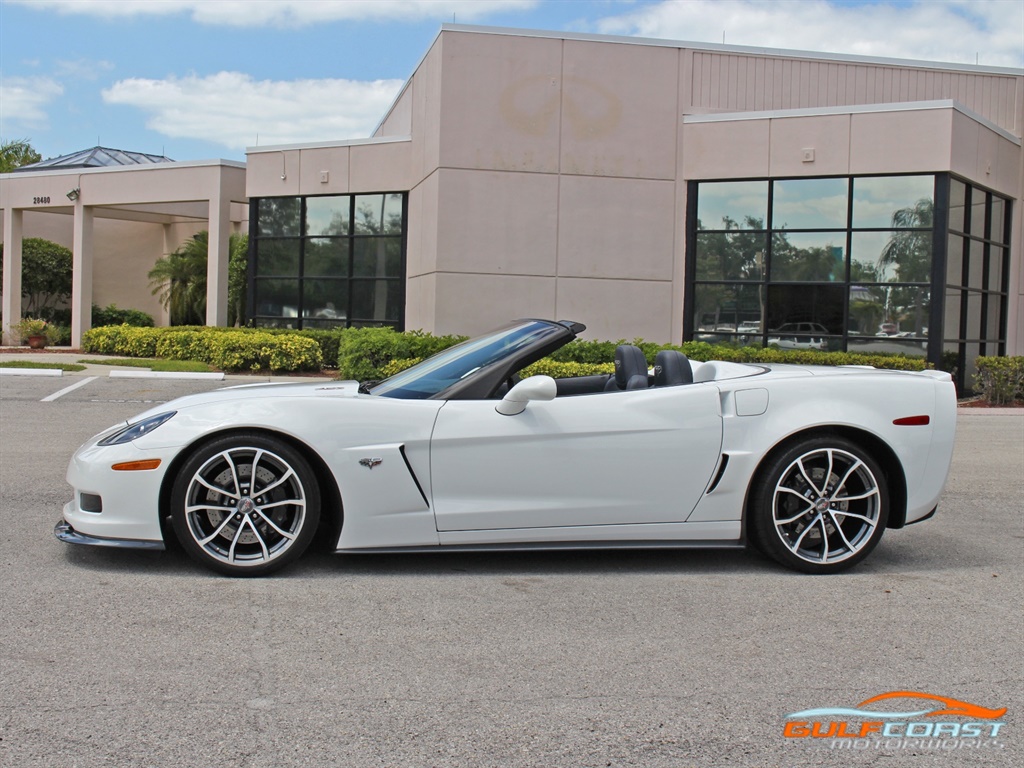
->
<box><xmin>125</xmin><ymin>380</ymin><xmax>364</xmax><ymax>424</ymax></box>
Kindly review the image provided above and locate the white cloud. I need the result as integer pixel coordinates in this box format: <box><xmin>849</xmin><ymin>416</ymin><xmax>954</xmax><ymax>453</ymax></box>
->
<box><xmin>595</xmin><ymin>0</ymin><xmax>1024</xmax><ymax>68</ymax></box>
<box><xmin>0</xmin><ymin>76</ymin><xmax>64</xmax><ymax>133</ymax></box>
<box><xmin>102</xmin><ymin>72</ymin><xmax>405</xmax><ymax>149</ymax></box>
<box><xmin>53</xmin><ymin>58</ymin><xmax>115</xmax><ymax>81</ymax></box>
<box><xmin>10</xmin><ymin>0</ymin><xmax>538</xmax><ymax>26</ymax></box>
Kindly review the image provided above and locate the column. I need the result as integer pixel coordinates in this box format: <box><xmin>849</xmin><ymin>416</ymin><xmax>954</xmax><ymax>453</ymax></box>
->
<box><xmin>1</xmin><ymin>207</ymin><xmax>24</xmax><ymax>345</ymax></box>
<box><xmin>206</xmin><ymin>175</ymin><xmax>230</xmax><ymax>327</ymax></box>
<box><xmin>70</xmin><ymin>201</ymin><xmax>94</xmax><ymax>348</ymax></box>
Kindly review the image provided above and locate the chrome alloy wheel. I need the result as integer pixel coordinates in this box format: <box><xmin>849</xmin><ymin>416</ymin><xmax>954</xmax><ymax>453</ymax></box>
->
<box><xmin>771</xmin><ymin>447</ymin><xmax>882</xmax><ymax>565</ymax></box>
<box><xmin>182</xmin><ymin>446</ymin><xmax>308</xmax><ymax>567</ymax></box>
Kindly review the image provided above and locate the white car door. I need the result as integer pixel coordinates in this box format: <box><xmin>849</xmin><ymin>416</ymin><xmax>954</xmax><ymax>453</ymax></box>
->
<box><xmin>429</xmin><ymin>384</ymin><xmax>723</xmax><ymax>532</ymax></box>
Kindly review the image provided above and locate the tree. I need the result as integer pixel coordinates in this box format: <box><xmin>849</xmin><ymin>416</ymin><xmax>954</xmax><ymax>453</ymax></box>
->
<box><xmin>227</xmin><ymin>233</ymin><xmax>248</xmax><ymax>326</ymax></box>
<box><xmin>0</xmin><ymin>237</ymin><xmax>72</xmax><ymax>313</ymax></box>
<box><xmin>149</xmin><ymin>231</ymin><xmax>249</xmax><ymax>326</ymax></box>
<box><xmin>0</xmin><ymin>139</ymin><xmax>42</xmax><ymax>172</ymax></box>
<box><xmin>878</xmin><ymin>198</ymin><xmax>934</xmax><ymax>334</ymax></box>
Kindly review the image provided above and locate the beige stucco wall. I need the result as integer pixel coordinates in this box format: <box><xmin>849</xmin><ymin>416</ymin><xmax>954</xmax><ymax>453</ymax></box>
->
<box><xmin>8</xmin><ymin>211</ymin><xmax>200</xmax><ymax>321</ymax></box>
<box><xmin>250</xmin><ymin>27</ymin><xmax>1023</xmax><ymax>352</ymax></box>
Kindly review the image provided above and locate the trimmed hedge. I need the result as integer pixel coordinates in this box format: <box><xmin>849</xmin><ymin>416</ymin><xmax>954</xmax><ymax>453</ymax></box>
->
<box><xmin>974</xmin><ymin>356</ymin><xmax>1024</xmax><ymax>405</ymax></box>
<box><xmin>82</xmin><ymin>325</ymin><xmax>322</xmax><ymax>372</ymax></box>
<box><xmin>552</xmin><ymin>338</ymin><xmax>928</xmax><ymax>371</ymax></box>
<box><xmin>80</xmin><ymin>323</ymin><xmax>934</xmax><ymax>377</ymax></box>
<box><xmin>521</xmin><ymin>360</ymin><xmax>615</xmax><ymax>378</ymax></box>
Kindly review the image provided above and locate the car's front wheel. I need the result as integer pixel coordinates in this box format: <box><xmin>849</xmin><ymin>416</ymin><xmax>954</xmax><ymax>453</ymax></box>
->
<box><xmin>749</xmin><ymin>436</ymin><xmax>889</xmax><ymax>574</ymax></box>
<box><xmin>170</xmin><ymin>433</ymin><xmax>321</xmax><ymax>576</ymax></box>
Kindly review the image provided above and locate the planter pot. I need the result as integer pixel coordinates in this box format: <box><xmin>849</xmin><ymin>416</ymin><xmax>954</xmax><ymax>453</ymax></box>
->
<box><xmin>27</xmin><ymin>335</ymin><xmax>47</xmax><ymax>349</ymax></box>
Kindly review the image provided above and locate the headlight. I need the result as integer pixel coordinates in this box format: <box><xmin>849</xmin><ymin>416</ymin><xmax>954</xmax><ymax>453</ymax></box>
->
<box><xmin>98</xmin><ymin>411</ymin><xmax>177</xmax><ymax>446</ymax></box>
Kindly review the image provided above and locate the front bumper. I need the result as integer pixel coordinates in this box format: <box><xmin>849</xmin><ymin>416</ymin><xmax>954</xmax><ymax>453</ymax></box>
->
<box><xmin>54</xmin><ymin>519</ymin><xmax>165</xmax><ymax>550</ymax></box>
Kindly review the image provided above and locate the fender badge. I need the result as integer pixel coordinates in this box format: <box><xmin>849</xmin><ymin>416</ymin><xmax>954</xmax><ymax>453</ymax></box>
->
<box><xmin>359</xmin><ymin>458</ymin><xmax>383</xmax><ymax>470</ymax></box>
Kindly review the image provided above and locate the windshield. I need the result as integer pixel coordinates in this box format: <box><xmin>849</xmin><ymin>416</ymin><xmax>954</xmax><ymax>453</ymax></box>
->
<box><xmin>369</xmin><ymin>321</ymin><xmax>564</xmax><ymax>400</ymax></box>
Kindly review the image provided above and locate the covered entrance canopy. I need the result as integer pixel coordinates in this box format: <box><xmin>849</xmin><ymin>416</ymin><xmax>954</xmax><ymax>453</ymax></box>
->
<box><xmin>1</xmin><ymin>152</ymin><xmax>247</xmax><ymax>346</ymax></box>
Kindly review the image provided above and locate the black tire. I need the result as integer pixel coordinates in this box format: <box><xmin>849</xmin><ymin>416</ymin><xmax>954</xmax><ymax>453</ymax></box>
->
<box><xmin>749</xmin><ymin>436</ymin><xmax>889</xmax><ymax>574</ymax></box>
<box><xmin>170</xmin><ymin>433</ymin><xmax>321</xmax><ymax>577</ymax></box>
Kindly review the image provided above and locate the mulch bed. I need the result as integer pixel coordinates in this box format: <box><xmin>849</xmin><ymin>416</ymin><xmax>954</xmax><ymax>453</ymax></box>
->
<box><xmin>958</xmin><ymin>398</ymin><xmax>1024</xmax><ymax>408</ymax></box>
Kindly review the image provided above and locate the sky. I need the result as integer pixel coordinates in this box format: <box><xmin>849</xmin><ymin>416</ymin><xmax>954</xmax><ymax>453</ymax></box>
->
<box><xmin>1</xmin><ymin>0</ymin><xmax>1022</xmax><ymax>164</ymax></box>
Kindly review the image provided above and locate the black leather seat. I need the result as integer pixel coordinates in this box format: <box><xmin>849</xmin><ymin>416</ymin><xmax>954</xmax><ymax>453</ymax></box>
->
<box><xmin>605</xmin><ymin>345</ymin><xmax>649</xmax><ymax>391</ymax></box>
<box><xmin>653</xmin><ymin>350</ymin><xmax>693</xmax><ymax>387</ymax></box>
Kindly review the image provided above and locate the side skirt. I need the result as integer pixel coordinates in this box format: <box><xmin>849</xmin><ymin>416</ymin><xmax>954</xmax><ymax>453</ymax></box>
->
<box><xmin>337</xmin><ymin>540</ymin><xmax>745</xmax><ymax>554</ymax></box>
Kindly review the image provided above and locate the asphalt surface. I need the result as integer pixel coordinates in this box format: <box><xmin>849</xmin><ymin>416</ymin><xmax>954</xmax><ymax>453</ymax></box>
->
<box><xmin>0</xmin><ymin>371</ymin><xmax>1021</xmax><ymax>768</ymax></box>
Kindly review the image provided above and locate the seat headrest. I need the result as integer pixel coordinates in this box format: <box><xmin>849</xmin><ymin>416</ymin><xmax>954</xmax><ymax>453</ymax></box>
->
<box><xmin>613</xmin><ymin>345</ymin><xmax>649</xmax><ymax>388</ymax></box>
<box><xmin>653</xmin><ymin>350</ymin><xmax>693</xmax><ymax>386</ymax></box>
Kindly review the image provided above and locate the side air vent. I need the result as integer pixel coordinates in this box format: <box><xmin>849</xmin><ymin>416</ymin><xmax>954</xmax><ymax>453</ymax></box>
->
<box><xmin>706</xmin><ymin>455</ymin><xmax>729</xmax><ymax>494</ymax></box>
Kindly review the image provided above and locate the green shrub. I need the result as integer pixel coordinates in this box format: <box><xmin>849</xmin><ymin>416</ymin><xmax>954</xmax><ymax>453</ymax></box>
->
<box><xmin>521</xmin><ymin>360</ymin><xmax>615</xmax><ymax>378</ymax></box>
<box><xmin>93</xmin><ymin>304</ymin><xmax>155</xmax><ymax>328</ymax></box>
<box><xmin>81</xmin><ymin>325</ymin><xmax>322</xmax><ymax>372</ymax></box>
<box><xmin>379</xmin><ymin>357</ymin><xmax>422</xmax><ymax>378</ymax></box>
<box><xmin>973</xmin><ymin>357</ymin><xmax>1024</xmax><ymax>405</ymax></box>
<box><xmin>205</xmin><ymin>332</ymin><xmax>323</xmax><ymax>372</ymax></box>
<box><xmin>82</xmin><ymin>325</ymin><xmax>161</xmax><ymax>357</ymax></box>
<box><xmin>337</xmin><ymin>327</ymin><xmax>413</xmax><ymax>381</ymax></box>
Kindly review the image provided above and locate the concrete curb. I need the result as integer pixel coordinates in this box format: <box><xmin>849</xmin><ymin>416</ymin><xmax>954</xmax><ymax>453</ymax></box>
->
<box><xmin>109</xmin><ymin>370</ymin><xmax>226</xmax><ymax>381</ymax></box>
<box><xmin>0</xmin><ymin>367</ymin><xmax>63</xmax><ymax>377</ymax></box>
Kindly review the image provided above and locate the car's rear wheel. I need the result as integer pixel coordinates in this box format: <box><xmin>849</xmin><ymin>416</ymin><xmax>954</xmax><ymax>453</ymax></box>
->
<box><xmin>749</xmin><ymin>436</ymin><xmax>888</xmax><ymax>574</ymax></box>
<box><xmin>170</xmin><ymin>433</ymin><xmax>320</xmax><ymax>576</ymax></box>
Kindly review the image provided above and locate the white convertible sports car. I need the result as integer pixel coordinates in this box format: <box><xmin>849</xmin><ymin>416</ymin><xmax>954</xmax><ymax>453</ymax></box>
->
<box><xmin>57</xmin><ymin>319</ymin><xmax>957</xmax><ymax>577</ymax></box>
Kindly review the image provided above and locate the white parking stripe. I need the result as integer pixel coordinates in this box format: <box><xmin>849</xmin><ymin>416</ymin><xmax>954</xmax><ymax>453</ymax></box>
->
<box><xmin>41</xmin><ymin>376</ymin><xmax>98</xmax><ymax>402</ymax></box>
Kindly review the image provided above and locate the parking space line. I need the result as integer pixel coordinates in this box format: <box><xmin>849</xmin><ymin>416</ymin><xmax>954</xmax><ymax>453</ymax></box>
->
<box><xmin>41</xmin><ymin>376</ymin><xmax>98</xmax><ymax>402</ymax></box>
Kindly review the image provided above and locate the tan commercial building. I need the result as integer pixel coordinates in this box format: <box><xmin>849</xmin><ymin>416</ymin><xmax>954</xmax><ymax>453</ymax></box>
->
<box><xmin>4</xmin><ymin>25</ymin><xmax>1023</xmax><ymax>388</ymax></box>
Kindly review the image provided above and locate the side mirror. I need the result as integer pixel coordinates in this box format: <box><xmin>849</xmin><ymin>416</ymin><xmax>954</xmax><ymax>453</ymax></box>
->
<box><xmin>495</xmin><ymin>375</ymin><xmax>557</xmax><ymax>415</ymax></box>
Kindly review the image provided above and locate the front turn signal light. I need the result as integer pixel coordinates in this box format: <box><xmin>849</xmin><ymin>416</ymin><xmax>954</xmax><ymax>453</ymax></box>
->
<box><xmin>111</xmin><ymin>459</ymin><xmax>162</xmax><ymax>471</ymax></box>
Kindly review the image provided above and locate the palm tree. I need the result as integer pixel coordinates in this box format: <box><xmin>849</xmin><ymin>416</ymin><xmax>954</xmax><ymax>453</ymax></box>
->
<box><xmin>878</xmin><ymin>198</ymin><xmax>933</xmax><ymax>335</ymax></box>
<box><xmin>149</xmin><ymin>234</ymin><xmax>209</xmax><ymax>325</ymax></box>
<box><xmin>149</xmin><ymin>232</ymin><xmax>249</xmax><ymax>326</ymax></box>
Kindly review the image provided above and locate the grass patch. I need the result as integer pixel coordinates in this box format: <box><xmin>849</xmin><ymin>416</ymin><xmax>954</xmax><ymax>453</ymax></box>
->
<box><xmin>0</xmin><ymin>361</ymin><xmax>87</xmax><ymax>372</ymax></box>
<box><xmin>79</xmin><ymin>358</ymin><xmax>214</xmax><ymax>373</ymax></box>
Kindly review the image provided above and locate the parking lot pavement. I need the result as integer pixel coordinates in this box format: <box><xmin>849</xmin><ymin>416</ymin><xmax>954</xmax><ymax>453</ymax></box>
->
<box><xmin>0</xmin><ymin>376</ymin><xmax>1021</xmax><ymax>768</ymax></box>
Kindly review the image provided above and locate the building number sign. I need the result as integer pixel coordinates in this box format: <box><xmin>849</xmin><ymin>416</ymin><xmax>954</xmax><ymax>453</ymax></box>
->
<box><xmin>33</xmin><ymin>196</ymin><xmax>51</xmax><ymax>204</ymax></box>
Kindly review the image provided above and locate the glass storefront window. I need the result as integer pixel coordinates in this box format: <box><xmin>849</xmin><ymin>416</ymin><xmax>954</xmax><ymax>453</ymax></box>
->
<box><xmin>353</xmin><ymin>237</ymin><xmax>403</xmax><ymax>278</ymax></box>
<box><xmin>770</xmin><ymin>232</ymin><xmax>845</xmax><ymax>282</ymax></box>
<box><xmin>256</xmin><ymin>198</ymin><xmax>301</xmax><ymax>237</ymax></box>
<box><xmin>354</xmin><ymin>194</ymin><xmax>404</xmax><ymax>235</ymax></box>
<box><xmin>988</xmin><ymin>248</ymin><xmax>1007</xmax><ymax>293</ymax></box>
<box><xmin>970</xmin><ymin>189</ymin><xmax>987</xmax><ymax>237</ymax></box>
<box><xmin>304</xmin><ymin>238</ymin><xmax>349</xmax><ymax>277</ymax></box>
<box><xmin>990</xmin><ymin>198</ymin><xmax>1005</xmax><ymax>243</ymax></box>
<box><xmin>351</xmin><ymin>279</ymin><xmax>402</xmax><ymax>323</ymax></box>
<box><xmin>255</xmin><ymin>240</ymin><xmax>300</xmax><ymax>277</ymax></box>
<box><xmin>772</xmin><ymin>178</ymin><xmax>848</xmax><ymax>230</ymax></box>
<box><xmin>694</xmin><ymin>232</ymin><xmax>766</xmax><ymax>281</ymax></box>
<box><xmin>948</xmin><ymin>179</ymin><xmax>966</xmax><ymax>233</ymax></box>
<box><xmin>306</xmin><ymin>196</ymin><xmax>350</xmax><ymax>236</ymax></box>
<box><xmin>765</xmin><ymin>284</ymin><xmax>845</xmax><ymax>335</ymax></box>
<box><xmin>254</xmin><ymin>278</ymin><xmax>300</xmax><ymax>318</ymax></box>
<box><xmin>302</xmin><ymin>279</ymin><xmax>347</xmax><ymax>321</ymax></box>
<box><xmin>696</xmin><ymin>181</ymin><xmax>768</xmax><ymax>230</ymax></box>
<box><xmin>851</xmin><ymin>175</ymin><xmax>933</xmax><ymax>229</ymax></box>
<box><xmin>967</xmin><ymin>239</ymin><xmax>984</xmax><ymax>289</ymax></box>
<box><xmin>692</xmin><ymin>283</ymin><xmax>765</xmax><ymax>335</ymax></box>
<box><xmin>251</xmin><ymin>193</ymin><xmax>406</xmax><ymax>329</ymax></box>
<box><xmin>945</xmin><ymin>234</ymin><xmax>964</xmax><ymax>287</ymax></box>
